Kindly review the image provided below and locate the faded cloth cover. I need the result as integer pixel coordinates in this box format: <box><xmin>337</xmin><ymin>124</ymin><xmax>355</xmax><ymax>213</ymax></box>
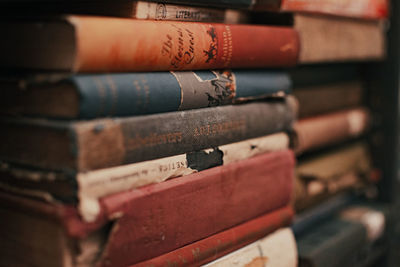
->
<box><xmin>294</xmin><ymin>143</ymin><xmax>371</xmax><ymax>210</ymax></box>
<box><xmin>293</xmin><ymin>81</ymin><xmax>363</xmax><ymax>118</ymax></box>
<box><xmin>0</xmin><ymin>150</ymin><xmax>296</xmax><ymax>266</ymax></box>
<box><xmin>2</xmin><ymin>70</ymin><xmax>291</xmax><ymax>119</ymax></box>
<box><xmin>0</xmin><ymin>98</ymin><xmax>297</xmax><ymax>171</ymax></box>
<box><xmin>133</xmin><ymin>206</ymin><xmax>293</xmax><ymax>267</ymax></box>
<box><xmin>296</xmin><ymin>14</ymin><xmax>385</xmax><ymax>63</ymax></box>
<box><xmin>293</xmin><ymin>107</ymin><xmax>369</xmax><ymax>154</ymax></box>
<box><xmin>0</xmin><ymin>16</ymin><xmax>299</xmax><ymax>71</ymax></box>
<box><xmin>297</xmin><ymin>217</ymin><xmax>367</xmax><ymax>267</ymax></box>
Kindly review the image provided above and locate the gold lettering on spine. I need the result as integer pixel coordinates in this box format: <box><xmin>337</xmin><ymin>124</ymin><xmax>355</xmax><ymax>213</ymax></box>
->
<box><xmin>106</xmin><ymin>75</ymin><xmax>118</xmax><ymax>116</ymax></box>
<box><xmin>125</xmin><ymin>132</ymin><xmax>183</xmax><ymax>150</ymax></box>
<box><xmin>222</xmin><ymin>25</ymin><xmax>233</xmax><ymax>67</ymax></box>
<box><xmin>193</xmin><ymin>119</ymin><xmax>246</xmax><ymax>137</ymax></box>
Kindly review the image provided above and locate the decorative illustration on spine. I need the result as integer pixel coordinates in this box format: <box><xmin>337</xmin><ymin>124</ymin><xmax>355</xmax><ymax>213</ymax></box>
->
<box><xmin>71</xmin><ymin>16</ymin><xmax>300</xmax><ymax>71</ymax></box>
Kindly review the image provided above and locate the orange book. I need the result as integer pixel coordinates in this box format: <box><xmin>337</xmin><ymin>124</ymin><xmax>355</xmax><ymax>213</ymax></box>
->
<box><xmin>0</xmin><ymin>16</ymin><xmax>299</xmax><ymax>72</ymax></box>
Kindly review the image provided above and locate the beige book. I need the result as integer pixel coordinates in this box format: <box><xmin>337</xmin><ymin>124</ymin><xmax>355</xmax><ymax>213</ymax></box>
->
<box><xmin>295</xmin><ymin>13</ymin><xmax>386</xmax><ymax>63</ymax></box>
<box><xmin>203</xmin><ymin>228</ymin><xmax>297</xmax><ymax>267</ymax></box>
<box><xmin>133</xmin><ymin>1</ymin><xmax>248</xmax><ymax>23</ymax></box>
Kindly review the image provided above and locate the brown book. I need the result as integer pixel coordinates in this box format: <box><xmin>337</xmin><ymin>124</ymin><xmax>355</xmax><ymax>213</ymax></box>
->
<box><xmin>295</xmin><ymin>14</ymin><xmax>386</xmax><ymax>63</ymax></box>
<box><xmin>293</xmin><ymin>107</ymin><xmax>370</xmax><ymax>155</ymax></box>
<box><xmin>294</xmin><ymin>143</ymin><xmax>371</xmax><ymax>211</ymax></box>
<box><xmin>293</xmin><ymin>81</ymin><xmax>363</xmax><ymax>118</ymax></box>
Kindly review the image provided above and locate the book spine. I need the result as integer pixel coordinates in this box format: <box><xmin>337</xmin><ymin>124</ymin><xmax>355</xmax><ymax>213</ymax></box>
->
<box><xmin>134</xmin><ymin>2</ymin><xmax>248</xmax><ymax>23</ymax></box>
<box><xmin>145</xmin><ymin>0</ymin><xmax>253</xmax><ymax>8</ymax></box>
<box><xmin>203</xmin><ymin>228</ymin><xmax>298</xmax><ymax>267</ymax></box>
<box><xmin>293</xmin><ymin>81</ymin><xmax>363</xmax><ymax>118</ymax></box>
<box><xmin>296</xmin><ymin>14</ymin><xmax>385</xmax><ymax>63</ymax></box>
<box><xmin>132</xmin><ymin>206</ymin><xmax>293</xmax><ymax>267</ymax></box>
<box><xmin>74</xmin><ymin>97</ymin><xmax>297</xmax><ymax>171</ymax></box>
<box><xmin>297</xmin><ymin>218</ymin><xmax>367</xmax><ymax>267</ymax></box>
<box><xmin>74</xmin><ymin>70</ymin><xmax>291</xmax><ymax>118</ymax></box>
<box><xmin>281</xmin><ymin>0</ymin><xmax>389</xmax><ymax>19</ymax></box>
<box><xmin>293</xmin><ymin>108</ymin><xmax>369</xmax><ymax>154</ymax></box>
<box><xmin>78</xmin><ymin>132</ymin><xmax>289</xmax><ymax>222</ymax></box>
<box><xmin>70</xmin><ymin>16</ymin><xmax>299</xmax><ymax>72</ymax></box>
<box><xmin>0</xmin><ymin>98</ymin><xmax>297</xmax><ymax>171</ymax></box>
<box><xmin>95</xmin><ymin>150</ymin><xmax>295</xmax><ymax>266</ymax></box>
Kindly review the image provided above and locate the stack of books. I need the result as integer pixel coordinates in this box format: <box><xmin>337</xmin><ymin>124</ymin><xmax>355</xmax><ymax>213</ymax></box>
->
<box><xmin>0</xmin><ymin>0</ymin><xmax>391</xmax><ymax>266</ymax></box>
<box><xmin>0</xmin><ymin>1</ymin><xmax>299</xmax><ymax>266</ymax></box>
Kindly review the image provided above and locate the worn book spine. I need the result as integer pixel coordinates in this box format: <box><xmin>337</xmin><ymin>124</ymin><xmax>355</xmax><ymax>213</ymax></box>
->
<box><xmin>5</xmin><ymin>70</ymin><xmax>291</xmax><ymax>119</ymax></box>
<box><xmin>297</xmin><ymin>218</ymin><xmax>367</xmax><ymax>267</ymax></box>
<box><xmin>0</xmin><ymin>132</ymin><xmax>288</xmax><ymax>222</ymax></box>
<box><xmin>295</xmin><ymin>143</ymin><xmax>371</xmax><ymax>211</ymax></box>
<box><xmin>70</xmin><ymin>16</ymin><xmax>299</xmax><ymax>72</ymax></box>
<box><xmin>134</xmin><ymin>2</ymin><xmax>248</xmax><ymax>23</ymax></box>
<box><xmin>93</xmin><ymin>150</ymin><xmax>294</xmax><ymax>266</ymax></box>
<box><xmin>133</xmin><ymin>206</ymin><xmax>293</xmax><ymax>267</ymax></box>
<box><xmin>146</xmin><ymin>0</ymin><xmax>253</xmax><ymax>8</ymax></box>
<box><xmin>78</xmin><ymin>132</ymin><xmax>289</xmax><ymax>222</ymax></box>
<box><xmin>203</xmin><ymin>228</ymin><xmax>298</xmax><ymax>267</ymax></box>
<box><xmin>280</xmin><ymin>0</ymin><xmax>388</xmax><ymax>19</ymax></box>
<box><xmin>293</xmin><ymin>108</ymin><xmax>369</xmax><ymax>154</ymax></box>
<box><xmin>0</xmin><ymin>97</ymin><xmax>297</xmax><ymax>171</ymax></box>
<box><xmin>0</xmin><ymin>1</ymin><xmax>248</xmax><ymax>23</ymax></box>
<box><xmin>292</xmin><ymin>193</ymin><xmax>354</xmax><ymax>236</ymax></box>
<box><xmin>293</xmin><ymin>81</ymin><xmax>363</xmax><ymax>118</ymax></box>
<box><xmin>296</xmin><ymin>14</ymin><xmax>385</xmax><ymax>63</ymax></box>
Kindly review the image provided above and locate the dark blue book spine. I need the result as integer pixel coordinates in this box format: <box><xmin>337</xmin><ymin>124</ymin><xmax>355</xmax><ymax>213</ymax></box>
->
<box><xmin>292</xmin><ymin>193</ymin><xmax>355</xmax><ymax>236</ymax></box>
<box><xmin>72</xmin><ymin>70</ymin><xmax>291</xmax><ymax>118</ymax></box>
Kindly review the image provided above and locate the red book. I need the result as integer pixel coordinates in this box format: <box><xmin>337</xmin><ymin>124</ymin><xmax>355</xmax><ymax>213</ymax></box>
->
<box><xmin>132</xmin><ymin>206</ymin><xmax>293</xmax><ymax>267</ymax></box>
<box><xmin>0</xmin><ymin>150</ymin><xmax>295</xmax><ymax>267</ymax></box>
<box><xmin>279</xmin><ymin>0</ymin><xmax>388</xmax><ymax>19</ymax></box>
<box><xmin>1</xmin><ymin>16</ymin><xmax>299</xmax><ymax>72</ymax></box>
<box><xmin>96</xmin><ymin>150</ymin><xmax>294</xmax><ymax>266</ymax></box>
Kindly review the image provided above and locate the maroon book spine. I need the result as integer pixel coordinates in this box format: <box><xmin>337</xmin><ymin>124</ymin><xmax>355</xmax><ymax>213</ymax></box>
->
<box><xmin>96</xmin><ymin>150</ymin><xmax>295</xmax><ymax>266</ymax></box>
<box><xmin>131</xmin><ymin>206</ymin><xmax>293</xmax><ymax>267</ymax></box>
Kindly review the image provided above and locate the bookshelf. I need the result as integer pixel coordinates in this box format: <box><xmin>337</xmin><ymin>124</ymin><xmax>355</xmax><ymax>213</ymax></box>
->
<box><xmin>0</xmin><ymin>1</ymin><xmax>398</xmax><ymax>266</ymax></box>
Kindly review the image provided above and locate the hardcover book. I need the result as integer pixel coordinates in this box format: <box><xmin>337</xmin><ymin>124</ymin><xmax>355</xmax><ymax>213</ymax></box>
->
<box><xmin>0</xmin><ymin>1</ymin><xmax>248</xmax><ymax>23</ymax></box>
<box><xmin>295</xmin><ymin>143</ymin><xmax>372</xmax><ymax>211</ymax></box>
<box><xmin>0</xmin><ymin>16</ymin><xmax>299</xmax><ymax>72</ymax></box>
<box><xmin>0</xmin><ymin>97</ymin><xmax>297</xmax><ymax>171</ymax></box>
<box><xmin>293</xmin><ymin>107</ymin><xmax>370</xmax><ymax>154</ymax></box>
<box><xmin>0</xmin><ymin>132</ymin><xmax>289</xmax><ymax>222</ymax></box>
<box><xmin>293</xmin><ymin>81</ymin><xmax>363</xmax><ymax>118</ymax></box>
<box><xmin>1</xmin><ymin>70</ymin><xmax>291</xmax><ymax>119</ymax></box>
<box><xmin>203</xmin><ymin>228</ymin><xmax>298</xmax><ymax>267</ymax></box>
<box><xmin>133</xmin><ymin>206</ymin><xmax>294</xmax><ymax>267</ymax></box>
<box><xmin>297</xmin><ymin>218</ymin><xmax>367</xmax><ymax>267</ymax></box>
<box><xmin>0</xmin><ymin>149</ymin><xmax>295</xmax><ymax>266</ymax></box>
<box><xmin>147</xmin><ymin>0</ymin><xmax>389</xmax><ymax>19</ymax></box>
<box><xmin>295</xmin><ymin>14</ymin><xmax>386</xmax><ymax>63</ymax></box>
<box><xmin>297</xmin><ymin>204</ymin><xmax>388</xmax><ymax>267</ymax></box>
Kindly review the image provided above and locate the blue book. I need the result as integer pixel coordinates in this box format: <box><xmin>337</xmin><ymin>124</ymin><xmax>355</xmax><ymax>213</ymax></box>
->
<box><xmin>2</xmin><ymin>70</ymin><xmax>290</xmax><ymax>119</ymax></box>
<box><xmin>292</xmin><ymin>193</ymin><xmax>355</xmax><ymax>236</ymax></box>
